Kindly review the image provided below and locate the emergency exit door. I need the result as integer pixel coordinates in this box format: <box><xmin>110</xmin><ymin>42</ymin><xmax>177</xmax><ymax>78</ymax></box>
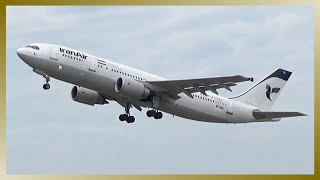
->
<box><xmin>226</xmin><ymin>102</ymin><xmax>234</xmax><ymax>115</ymax></box>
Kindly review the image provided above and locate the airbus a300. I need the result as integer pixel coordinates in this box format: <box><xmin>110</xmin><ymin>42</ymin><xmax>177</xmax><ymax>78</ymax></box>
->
<box><xmin>16</xmin><ymin>43</ymin><xmax>306</xmax><ymax>124</ymax></box>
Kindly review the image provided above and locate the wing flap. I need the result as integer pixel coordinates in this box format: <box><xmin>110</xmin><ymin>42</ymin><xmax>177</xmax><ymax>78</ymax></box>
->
<box><xmin>253</xmin><ymin>111</ymin><xmax>307</xmax><ymax>119</ymax></box>
<box><xmin>185</xmin><ymin>83</ymin><xmax>237</xmax><ymax>94</ymax></box>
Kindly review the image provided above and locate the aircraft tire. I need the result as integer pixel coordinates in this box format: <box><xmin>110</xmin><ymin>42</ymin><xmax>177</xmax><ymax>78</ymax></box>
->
<box><xmin>43</xmin><ymin>83</ymin><xmax>50</xmax><ymax>90</ymax></box>
<box><xmin>154</xmin><ymin>112</ymin><xmax>163</xmax><ymax>119</ymax></box>
<box><xmin>119</xmin><ymin>114</ymin><xmax>127</xmax><ymax>121</ymax></box>
<box><xmin>127</xmin><ymin>116</ymin><xmax>135</xmax><ymax>123</ymax></box>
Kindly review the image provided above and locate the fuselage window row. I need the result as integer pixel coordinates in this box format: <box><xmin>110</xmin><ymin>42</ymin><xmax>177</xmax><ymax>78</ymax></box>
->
<box><xmin>62</xmin><ymin>54</ymin><xmax>83</xmax><ymax>62</ymax></box>
<box><xmin>192</xmin><ymin>94</ymin><xmax>216</xmax><ymax>103</ymax></box>
<box><xmin>62</xmin><ymin>56</ymin><xmax>148</xmax><ymax>81</ymax></box>
<box><xmin>110</xmin><ymin>68</ymin><xmax>145</xmax><ymax>81</ymax></box>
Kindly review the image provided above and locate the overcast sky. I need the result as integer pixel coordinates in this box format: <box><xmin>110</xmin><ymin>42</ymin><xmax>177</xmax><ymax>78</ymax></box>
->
<box><xmin>6</xmin><ymin>6</ymin><xmax>314</xmax><ymax>174</ymax></box>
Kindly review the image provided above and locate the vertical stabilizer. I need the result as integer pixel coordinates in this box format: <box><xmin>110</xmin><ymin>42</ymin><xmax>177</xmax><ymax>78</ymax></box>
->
<box><xmin>230</xmin><ymin>68</ymin><xmax>292</xmax><ymax>110</ymax></box>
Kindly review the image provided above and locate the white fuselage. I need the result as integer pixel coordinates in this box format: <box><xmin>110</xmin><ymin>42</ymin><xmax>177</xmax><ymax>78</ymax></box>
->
<box><xmin>17</xmin><ymin>43</ymin><xmax>262</xmax><ymax>123</ymax></box>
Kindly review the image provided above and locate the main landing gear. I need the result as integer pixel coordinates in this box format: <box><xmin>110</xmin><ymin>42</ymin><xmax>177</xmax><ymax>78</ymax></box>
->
<box><xmin>43</xmin><ymin>75</ymin><xmax>50</xmax><ymax>90</ymax></box>
<box><xmin>146</xmin><ymin>109</ymin><xmax>163</xmax><ymax>119</ymax></box>
<box><xmin>119</xmin><ymin>103</ymin><xmax>135</xmax><ymax>123</ymax></box>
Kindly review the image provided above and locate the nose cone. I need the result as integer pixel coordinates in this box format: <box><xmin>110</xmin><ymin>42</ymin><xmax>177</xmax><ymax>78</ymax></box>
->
<box><xmin>16</xmin><ymin>48</ymin><xmax>24</xmax><ymax>58</ymax></box>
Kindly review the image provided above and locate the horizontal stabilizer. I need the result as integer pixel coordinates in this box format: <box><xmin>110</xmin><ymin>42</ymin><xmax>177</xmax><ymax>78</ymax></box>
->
<box><xmin>253</xmin><ymin>111</ymin><xmax>307</xmax><ymax>119</ymax></box>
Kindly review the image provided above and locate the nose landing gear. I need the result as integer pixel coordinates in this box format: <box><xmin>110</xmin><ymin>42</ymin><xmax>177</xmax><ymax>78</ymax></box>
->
<box><xmin>42</xmin><ymin>75</ymin><xmax>51</xmax><ymax>90</ymax></box>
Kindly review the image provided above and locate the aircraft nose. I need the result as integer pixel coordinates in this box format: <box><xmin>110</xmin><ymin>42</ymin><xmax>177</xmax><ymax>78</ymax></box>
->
<box><xmin>16</xmin><ymin>48</ymin><xmax>24</xmax><ymax>58</ymax></box>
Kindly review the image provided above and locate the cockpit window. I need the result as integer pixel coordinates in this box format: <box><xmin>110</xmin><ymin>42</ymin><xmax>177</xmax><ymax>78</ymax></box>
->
<box><xmin>26</xmin><ymin>45</ymin><xmax>40</xmax><ymax>50</ymax></box>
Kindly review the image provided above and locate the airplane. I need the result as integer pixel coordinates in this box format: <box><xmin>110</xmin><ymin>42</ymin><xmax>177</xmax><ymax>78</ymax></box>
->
<box><xmin>16</xmin><ymin>43</ymin><xmax>306</xmax><ymax>124</ymax></box>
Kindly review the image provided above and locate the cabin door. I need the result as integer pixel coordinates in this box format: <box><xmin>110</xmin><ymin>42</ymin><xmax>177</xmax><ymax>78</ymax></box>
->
<box><xmin>50</xmin><ymin>47</ymin><xmax>58</xmax><ymax>60</ymax></box>
<box><xmin>89</xmin><ymin>57</ymin><xmax>97</xmax><ymax>72</ymax></box>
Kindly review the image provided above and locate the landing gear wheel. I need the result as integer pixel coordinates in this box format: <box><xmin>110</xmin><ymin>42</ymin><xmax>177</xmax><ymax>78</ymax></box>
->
<box><xmin>147</xmin><ymin>110</ymin><xmax>155</xmax><ymax>117</ymax></box>
<box><xmin>154</xmin><ymin>112</ymin><xmax>163</xmax><ymax>119</ymax></box>
<box><xmin>119</xmin><ymin>114</ymin><xmax>128</xmax><ymax>121</ymax></box>
<box><xmin>126</xmin><ymin>116</ymin><xmax>135</xmax><ymax>123</ymax></box>
<box><xmin>43</xmin><ymin>83</ymin><xmax>50</xmax><ymax>90</ymax></box>
<box><xmin>120</xmin><ymin>103</ymin><xmax>135</xmax><ymax>123</ymax></box>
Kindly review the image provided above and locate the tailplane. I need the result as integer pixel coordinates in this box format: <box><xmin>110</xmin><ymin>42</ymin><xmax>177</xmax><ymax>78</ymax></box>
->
<box><xmin>230</xmin><ymin>68</ymin><xmax>292</xmax><ymax>110</ymax></box>
<box><xmin>252</xmin><ymin>111</ymin><xmax>306</xmax><ymax>120</ymax></box>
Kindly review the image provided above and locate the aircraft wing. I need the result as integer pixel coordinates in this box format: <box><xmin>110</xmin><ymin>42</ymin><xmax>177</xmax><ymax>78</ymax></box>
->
<box><xmin>253</xmin><ymin>111</ymin><xmax>307</xmax><ymax>119</ymax></box>
<box><xmin>148</xmin><ymin>75</ymin><xmax>253</xmax><ymax>99</ymax></box>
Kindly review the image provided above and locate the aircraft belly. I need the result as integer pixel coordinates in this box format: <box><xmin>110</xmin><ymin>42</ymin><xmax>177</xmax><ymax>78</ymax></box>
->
<box><xmin>158</xmin><ymin>97</ymin><xmax>230</xmax><ymax>123</ymax></box>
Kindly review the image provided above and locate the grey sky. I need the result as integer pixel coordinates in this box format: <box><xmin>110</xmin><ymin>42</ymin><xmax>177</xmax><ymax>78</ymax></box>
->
<box><xmin>6</xmin><ymin>6</ymin><xmax>314</xmax><ymax>174</ymax></box>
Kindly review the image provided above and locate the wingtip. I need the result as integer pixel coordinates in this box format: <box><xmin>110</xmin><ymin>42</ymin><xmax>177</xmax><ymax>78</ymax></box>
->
<box><xmin>242</xmin><ymin>76</ymin><xmax>254</xmax><ymax>82</ymax></box>
<box><xmin>296</xmin><ymin>112</ymin><xmax>307</xmax><ymax>117</ymax></box>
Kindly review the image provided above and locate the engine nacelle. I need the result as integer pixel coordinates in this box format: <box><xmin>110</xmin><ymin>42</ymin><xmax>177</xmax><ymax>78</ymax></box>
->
<box><xmin>71</xmin><ymin>86</ymin><xmax>106</xmax><ymax>106</ymax></box>
<box><xmin>115</xmin><ymin>77</ymin><xmax>150</xmax><ymax>99</ymax></box>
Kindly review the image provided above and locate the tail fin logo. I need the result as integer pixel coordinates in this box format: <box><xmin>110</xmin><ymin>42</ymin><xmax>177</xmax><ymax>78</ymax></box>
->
<box><xmin>266</xmin><ymin>84</ymin><xmax>280</xmax><ymax>101</ymax></box>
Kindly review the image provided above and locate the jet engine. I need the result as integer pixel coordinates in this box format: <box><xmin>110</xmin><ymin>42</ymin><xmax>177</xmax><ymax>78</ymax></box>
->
<box><xmin>71</xmin><ymin>86</ymin><xmax>107</xmax><ymax>106</ymax></box>
<box><xmin>115</xmin><ymin>77</ymin><xmax>150</xmax><ymax>99</ymax></box>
